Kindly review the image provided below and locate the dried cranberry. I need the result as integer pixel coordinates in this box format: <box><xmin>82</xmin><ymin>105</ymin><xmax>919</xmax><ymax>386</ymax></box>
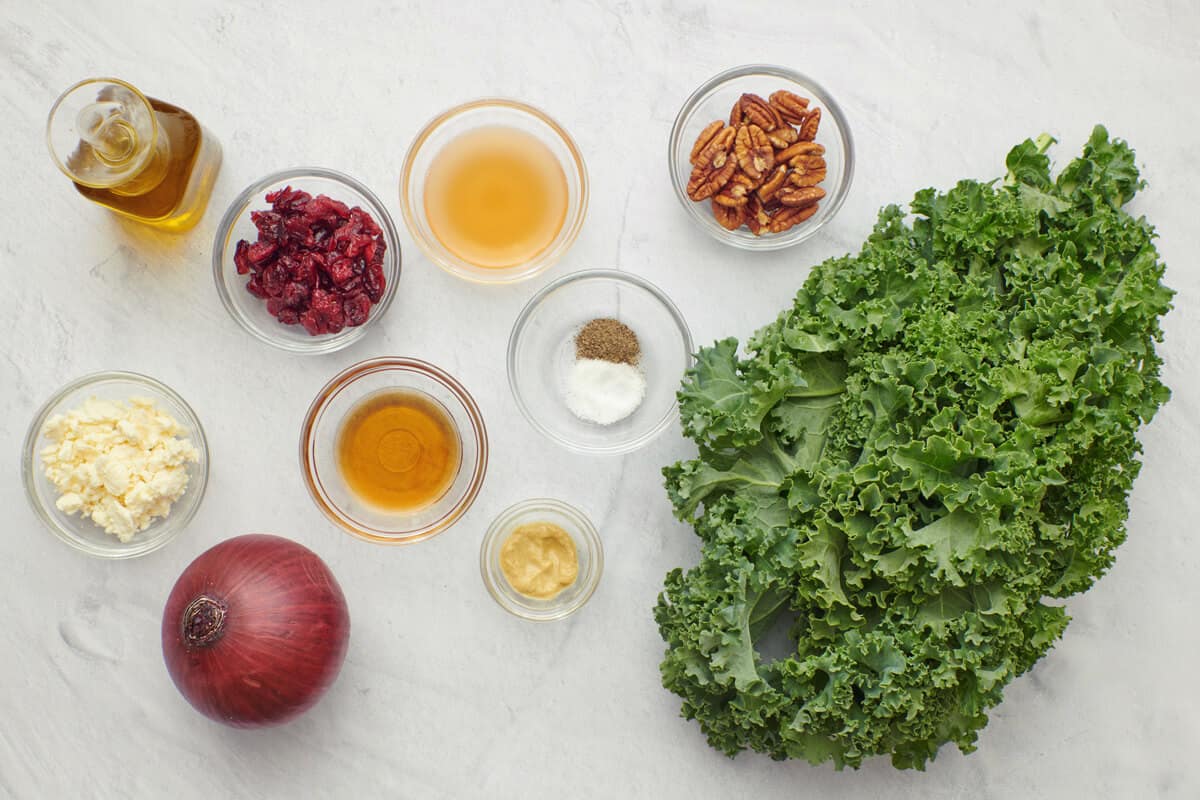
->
<box><xmin>246</xmin><ymin>275</ymin><xmax>266</xmax><ymax>298</ymax></box>
<box><xmin>364</xmin><ymin>261</ymin><xmax>386</xmax><ymax>302</ymax></box>
<box><xmin>305</xmin><ymin>195</ymin><xmax>350</xmax><ymax>222</ymax></box>
<box><xmin>281</xmin><ymin>281</ymin><xmax>309</xmax><ymax>309</ymax></box>
<box><xmin>250</xmin><ymin>210</ymin><xmax>284</xmax><ymax>242</ymax></box>
<box><xmin>266</xmin><ymin>187</ymin><xmax>311</xmax><ymax>212</ymax></box>
<box><xmin>343</xmin><ymin>292</ymin><xmax>372</xmax><ymax>327</ymax></box>
<box><xmin>233</xmin><ymin>187</ymin><xmax>389</xmax><ymax>336</ymax></box>
<box><xmin>234</xmin><ymin>240</ymin><xmax>252</xmax><ymax>275</ymax></box>
<box><xmin>261</xmin><ymin>260</ymin><xmax>289</xmax><ymax>298</ymax></box>
<box><xmin>299</xmin><ymin>309</ymin><xmax>327</xmax><ymax>336</ymax></box>
<box><xmin>290</xmin><ymin>253</ymin><xmax>320</xmax><ymax>285</ymax></box>
<box><xmin>327</xmin><ymin>257</ymin><xmax>356</xmax><ymax>286</ymax></box>
<box><xmin>302</xmin><ymin>290</ymin><xmax>346</xmax><ymax>336</ymax></box>
<box><xmin>246</xmin><ymin>241</ymin><xmax>278</xmax><ymax>265</ymax></box>
<box><xmin>285</xmin><ymin>214</ymin><xmax>316</xmax><ymax>247</ymax></box>
<box><xmin>350</xmin><ymin>207</ymin><xmax>381</xmax><ymax>236</ymax></box>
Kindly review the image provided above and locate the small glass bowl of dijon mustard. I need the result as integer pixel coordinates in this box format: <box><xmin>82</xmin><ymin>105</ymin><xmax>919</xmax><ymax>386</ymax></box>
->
<box><xmin>480</xmin><ymin>498</ymin><xmax>603</xmax><ymax>621</ymax></box>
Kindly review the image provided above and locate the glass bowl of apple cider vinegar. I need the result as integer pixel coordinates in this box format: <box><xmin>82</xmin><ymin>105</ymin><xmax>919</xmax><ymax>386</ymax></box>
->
<box><xmin>400</xmin><ymin>99</ymin><xmax>588</xmax><ymax>284</ymax></box>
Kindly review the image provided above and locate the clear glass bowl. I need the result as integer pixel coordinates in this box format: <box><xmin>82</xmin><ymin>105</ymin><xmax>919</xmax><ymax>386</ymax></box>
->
<box><xmin>507</xmin><ymin>269</ymin><xmax>694</xmax><ymax>454</ymax></box>
<box><xmin>21</xmin><ymin>371</ymin><xmax>209</xmax><ymax>559</ymax></box>
<box><xmin>400</xmin><ymin>98</ymin><xmax>588</xmax><ymax>284</ymax></box>
<box><xmin>300</xmin><ymin>357</ymin><xmax>488</xmax><ymax>544</ymax></box>
<box><xmin>668</xmin><ymin>64</ymin><xmax>855</xmax><ymax>250</ymax></box>
<box><xmin>480</xmin><ymin>498</ymin><xmax>603</xmax><ymax>622</ymax></box>
<box><xmin>213</xmin><ymin>167</ymin><xmax>401</xmax><ymax>354</ymax></box>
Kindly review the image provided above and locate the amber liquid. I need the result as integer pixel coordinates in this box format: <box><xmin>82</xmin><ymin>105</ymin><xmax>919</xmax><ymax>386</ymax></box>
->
<box><xmin>74</xmin><ymin>98</ymin><xmax>221</xmax><ymax>232</ymax></box>
<box><xmin>336</xmin><ymin>390</ymin><xmax>462</xmax><ymax>512</ymax></box>
<box><xmin>423</xmin><ymin>126</ymin><xmax>568</xmax><ymax>268</ymax></box>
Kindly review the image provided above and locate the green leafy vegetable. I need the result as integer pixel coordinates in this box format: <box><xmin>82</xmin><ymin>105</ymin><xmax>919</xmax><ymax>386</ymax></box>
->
<box><xmin>655</xmin><ymin>127</ymin><xmax>1171</xmax><ymax>770</ymax></box>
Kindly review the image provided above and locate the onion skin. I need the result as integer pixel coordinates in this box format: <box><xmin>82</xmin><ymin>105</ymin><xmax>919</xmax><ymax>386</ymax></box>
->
<box><xmin>161</xmin><ymin>534</ymin><xmax>350</xmax><ymax>728</ymax></box>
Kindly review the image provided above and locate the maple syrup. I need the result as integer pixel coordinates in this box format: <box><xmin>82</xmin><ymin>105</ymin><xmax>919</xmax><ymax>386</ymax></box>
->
<box><xmin>336</xmin><ymin>389</ymin><xmax>462</xmax><ymax>512</ymax></box>
<box><xmin>46</xmin><ymin>78</ymin><xmax>221</xmax><ymax>232</ymax></box>
<box><xmin>423</xmin><ymin>126</ymin><xmax>567</xmax><ymax>268</ymax></box>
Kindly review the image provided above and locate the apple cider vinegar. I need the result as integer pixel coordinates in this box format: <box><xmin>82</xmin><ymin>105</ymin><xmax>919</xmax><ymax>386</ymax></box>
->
<box><xmin>423</xmin><ymin>126</ymin><xmax>568</xmax><ymax>268</ymax></box>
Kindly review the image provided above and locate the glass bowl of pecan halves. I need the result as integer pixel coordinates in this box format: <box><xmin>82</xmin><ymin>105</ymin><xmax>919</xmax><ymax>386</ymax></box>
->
<box><xmin>669</xmin><ymin>64</ymin><xmax>854</xmax><ymax>250</ymax></box>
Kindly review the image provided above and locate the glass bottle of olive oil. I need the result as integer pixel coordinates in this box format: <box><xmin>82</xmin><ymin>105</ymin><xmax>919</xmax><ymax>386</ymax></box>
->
<box><xmin>46</xmin><ymin>78</ymin><xmax>222</xmax><ymax>232</ymax></box>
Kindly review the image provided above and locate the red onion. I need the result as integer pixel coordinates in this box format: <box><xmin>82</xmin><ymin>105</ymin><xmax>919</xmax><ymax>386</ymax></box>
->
<box><xmin>161</xmin><ymin>534</ymin><xmax>350</xmax><ymax>727</ymax></box>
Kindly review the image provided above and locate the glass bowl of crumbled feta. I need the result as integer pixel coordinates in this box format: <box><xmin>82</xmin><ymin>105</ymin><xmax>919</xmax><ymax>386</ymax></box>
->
<box><xmin>22</xmin><ymin>371</ymin><xmax>209</xmax><ymax>558</ymax></box>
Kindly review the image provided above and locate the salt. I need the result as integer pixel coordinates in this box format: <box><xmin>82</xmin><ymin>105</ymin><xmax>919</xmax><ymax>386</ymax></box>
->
<box><xmin>564</xmin><ymin>358</ymin><xmax>647</xmax><ymax>425</ymax></box>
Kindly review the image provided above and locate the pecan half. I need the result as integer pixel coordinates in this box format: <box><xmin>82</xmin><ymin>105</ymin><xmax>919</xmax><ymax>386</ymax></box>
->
<box><xmin>692</xmin><ymin>125</ymin><xmax>735</xmax><ymax>171</ymax></box>
<box><xmin>689</xmin><ymin>120</ymin><xmax>727</xmax><ymax>165</ymax></box>
<box><xmin>775</xmin><ymin>141</ymin><xmax>825</xmax><ymax>162</ymax></box>
<box><xmin>732</xmin><ymin>168</ymin><xmax>762</xmax><ymax>192</ymax></box>
<box><xmin>746</xmin><ymin>195</ymin><xmax>772</xmax><ymax>236</ymax></box>
<box><xmin>789</xmin><ymin>155</ymin><xmax>827</xmax><ymax>187</ymax></box>
<box><xmin>766</xmin><ymin>126</ymin><xmax>798</xmax><ymax>149</ymax></box>
<box><xmin>756</xmin><ymin>164</ymin><xmax>789</xmax><ymax>203</ymax></box>
<box><xmin>733</xmin><ymin>93</ymin><xmax>783</xmax><ymax>131</ymax></box>
<box><xmin>735</xmin><ymin>124</ymin><xmax>775</xmax><ymax>182</ymax></box>
<box><xmin>687</xmin><ymin>158</ymin><xmax>736</xmax><ymax>201</ymax></box>
<box><xmin>769</xmin><ymin>90</ymin><xmax>810</xmax><ymax>125</ymax></box>
<box><xmin>776</xmin><ymin>185</ymin><xmax>826</xmax><ymax>208</ymax></box>
<box><xmin>713</xmin><ymin>172</ymin><xmax>755</xmax><ymax>207</ymax></box>
<box><xmin>798</xmin><ymin>107</ymin><xmax>821</xmax><ymax>142</ymax></box>
<box><xmin>713</xmin><ymin>187</ymin><xmax>749</xmax><ymax>208</ymax></box>
<box><xmin>712</xmin><ymin>200</ymin><xmax>746</xmax><ymax>231</ymax></box>
<box><xmin>769</xmin><ymin>203</ymin><xmax>819</xmax><ymax>233</ymax></box>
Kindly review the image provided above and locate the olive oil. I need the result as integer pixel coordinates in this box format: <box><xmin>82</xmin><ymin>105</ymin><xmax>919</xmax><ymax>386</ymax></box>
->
<box><xmin>47</xmin><ymin>79</ymin><xmax>221</xmax><ymax>232</ymax></box>
<box><xmin>74</xmin><ymin>98</ymin><xmax>221</xmax><ymax>231</ymax></box>
<box><xmin>423</xmin><ymin>126</ymin><xmax>568</xmax><ymax>268</ymax></box>
<box><xmin>336</xmin><ymin>389</ymin><xmax>462</xmax><ymax>512</ymax></box>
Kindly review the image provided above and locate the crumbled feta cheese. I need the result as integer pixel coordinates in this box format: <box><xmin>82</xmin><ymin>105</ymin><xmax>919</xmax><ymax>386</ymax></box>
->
<box><xmin>40</xmin><ymin>396</ymin><xmax>200</xmax><ymax>541</ymax></box>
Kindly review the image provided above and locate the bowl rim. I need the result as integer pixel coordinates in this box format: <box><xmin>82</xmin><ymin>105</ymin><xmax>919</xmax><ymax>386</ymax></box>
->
<box><xmin>21</xmin><ymin>370</ymin><xmax>210</xmax><ymax>559</ymax></box>
<box><xmin>399</xmin><ymin>97</ymin><xmax>589</xmax><ymax>285</ymax></box>
<box><xmin>506</xmin><ymin>268</ymin><xmax>694</xmax><ymax>455</ymax></box>
<box><xmin>299</xmin><ymin>356</ymin><xmax>489</xmax><ymax>545</ymax></box>
<box><xmin>668</xmin><ymin>63</ymin><xmax>856</xmax><ymax>251</ymax></box>
<box><xmin>212</xmin><ymin>166</ymin><xmax>402</xmax><ymax>354</ymax></box>
<box><xmin>479</xmin><ymin>497</ymin><xmax>604</xmax><ymax>622</ymax></box>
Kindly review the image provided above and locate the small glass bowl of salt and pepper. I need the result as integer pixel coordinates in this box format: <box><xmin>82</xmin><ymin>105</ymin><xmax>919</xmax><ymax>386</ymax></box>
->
<box><xmin>507</xmin><ymin>269</ymin><xmax>693</xmax><ymax>455</ymax></box>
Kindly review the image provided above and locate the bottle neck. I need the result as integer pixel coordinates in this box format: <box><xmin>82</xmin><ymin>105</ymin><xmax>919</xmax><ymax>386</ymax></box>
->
<box><xmin>105</xmin><ymin>112</ymin><xmax>171</xmax><ymax>197</ymax></box>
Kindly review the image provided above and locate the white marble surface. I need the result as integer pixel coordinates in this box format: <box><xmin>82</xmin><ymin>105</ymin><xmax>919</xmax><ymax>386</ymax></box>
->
<box><xmin>2</xmin><ymin>1</ymin><xmax>1198</xmax><ymax>797</ymax></box>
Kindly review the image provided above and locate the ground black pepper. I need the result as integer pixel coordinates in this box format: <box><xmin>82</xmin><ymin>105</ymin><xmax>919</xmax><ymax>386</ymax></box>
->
<box><xmin>575</xmin><ymin>318</ymin><xmax>641</xmax><ymax>365</ymax></box>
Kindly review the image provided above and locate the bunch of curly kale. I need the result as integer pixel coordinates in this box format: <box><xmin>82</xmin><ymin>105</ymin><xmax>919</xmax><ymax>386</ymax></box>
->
<box><xmin>655</xmin><ymin>127</ymin><xmax>1172</xmax><ymax>769</ymax></box>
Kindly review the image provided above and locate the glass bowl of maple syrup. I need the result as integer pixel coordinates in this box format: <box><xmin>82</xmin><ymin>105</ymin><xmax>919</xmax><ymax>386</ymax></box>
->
<box><xmin>300</xmin><ymin>357</ymin><xmax>488</xmax><ymax>545</ymax></box>
<box><xmin>300</xmin><ymin>357</ymin><xmax>487</xmax><ymax>542</ymax></box>
<box><xmin>400</xmin><ymin>99</ymin><xmax>588</xmax><ymax>284</ymax></box>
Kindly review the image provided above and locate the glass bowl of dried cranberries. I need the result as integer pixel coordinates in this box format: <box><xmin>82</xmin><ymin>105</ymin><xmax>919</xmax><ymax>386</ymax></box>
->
<box><xmin>213</xmin><ymin>167</ymin><xmax>401</xmax><ymax>353</ymax></box>
<box><xmin>669</xmin><ymin>64</ymin><xmax>854</xmax><ymax>251</ymax></box>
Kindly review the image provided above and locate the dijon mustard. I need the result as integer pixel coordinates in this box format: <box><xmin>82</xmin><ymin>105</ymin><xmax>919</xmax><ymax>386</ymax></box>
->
<box><xmin>499</xmin><ymin>521</ymin><xmax>579</xmax><ymax>600</ymax></box>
